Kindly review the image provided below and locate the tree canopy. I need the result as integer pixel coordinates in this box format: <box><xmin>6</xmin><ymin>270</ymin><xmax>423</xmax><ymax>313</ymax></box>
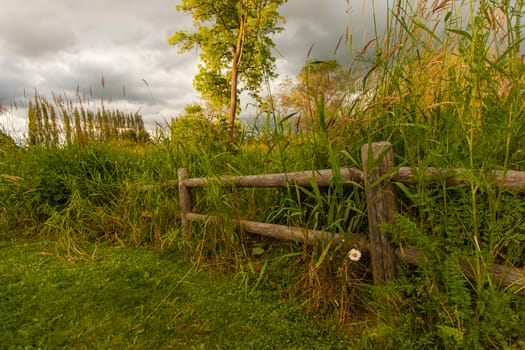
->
<box><xmin>168</xmin><ymin>0</ymin><xmax>287</xmax><ymax>136</ymax></box>
<box><xmin>272</xmin><ymin>60</ymin><xmax>357</xmax><ymax>131</ymax></box>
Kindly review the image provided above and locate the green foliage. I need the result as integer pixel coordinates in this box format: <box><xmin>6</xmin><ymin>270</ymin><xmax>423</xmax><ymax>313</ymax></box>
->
<box><xmin>168</xmin><ymin>0</ymin><xmax>288</xmax><ymax>133</ymax></box>
<box><xmin>355</xmin><ymin>0</ymin><xmax>525</xmax><ymax>171</ymax></box>
<box><xmin>345</xmin><ymin>1</ymin><xmax>525</xmax><ymax>347</ymax></box>
<box><xmin>11</xmin><ymin>146</ymin><xmax>125</xmax><ymax>213</ymax></box>
<box><xmin>274</xmin><ymin>60</ymin><xmax>358</xmax><ymax>132</ymax></box>
<box><xmin>0</xmin><ymin>239</ymin><xmax>350</xmax><ymax>349</ymax></box>
<box><xmin>0</xmin><ymin>143</ymin><xmax>176</xmax><ymax>246</ymax></box>
<box><xmin>0</xmin><ymin>129</ymin><xmax>16</xmax><ymax>147</ymax></box>
<box><xmin>169</xmin><ymin>0</ymin><xmax>286</xmax><ymax>100</ymax></box>
<box><xmin>170</xmin><ymin>105</ymin><xmax>232</xmax><ymax>153</ymax></box>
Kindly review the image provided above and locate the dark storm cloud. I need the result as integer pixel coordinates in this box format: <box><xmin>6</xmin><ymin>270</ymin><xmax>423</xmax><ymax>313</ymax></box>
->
<box><xmin>0</xmin><ymin>0</ymin><xmax>388</xmax><ymax>132</ymax></box>
<box><xmin>274</xmin><ymin>0</ymin><xmax>390</xmax><ymax>78</ymax></box>
<box><xmin>274</xmin><ymin>1</ymin><xmax>351</xmax><ymax>75</ymax></box>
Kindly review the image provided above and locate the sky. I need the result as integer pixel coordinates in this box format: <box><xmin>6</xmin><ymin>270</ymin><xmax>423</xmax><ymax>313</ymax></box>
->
<box><xmin>0</xmin><ymin>0</ymin><xmax>389</xmax><ymax>137</ymax></box>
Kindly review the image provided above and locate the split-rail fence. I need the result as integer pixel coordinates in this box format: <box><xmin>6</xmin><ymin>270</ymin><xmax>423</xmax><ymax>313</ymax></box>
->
<box><xmin>167</xmin><ymin>142</ymin><xmax>525</xmax><ymax>294</ymax></box>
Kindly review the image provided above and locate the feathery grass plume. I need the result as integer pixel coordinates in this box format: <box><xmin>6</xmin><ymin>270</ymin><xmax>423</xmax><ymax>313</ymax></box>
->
<box><xmin>0</xmin><ymin>100</ymin><xmax>6</xmax><ymax>115</ymax></box>
<box><xmin>73</xmin><ymin>106</ymin><xmax>83</xmax><ymax>144</ymax></box>
<box><xmin>24</xmin><ymin>83</ymin><xmax>150</xmax><ymax>147</ymax></box>
<box><xmin>27</xmin><ymin>100</ymin><xmax>37</xmax><ymax>145</ymax></box>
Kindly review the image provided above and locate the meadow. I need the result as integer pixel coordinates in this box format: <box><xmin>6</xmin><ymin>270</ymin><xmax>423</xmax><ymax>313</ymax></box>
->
<box><xmin>1</xmin><ymin>1</ymin><xmax>525</xmax><ymax>348</ymax></box>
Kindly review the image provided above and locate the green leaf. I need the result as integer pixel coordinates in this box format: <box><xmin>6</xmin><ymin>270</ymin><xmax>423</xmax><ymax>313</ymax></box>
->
<box><xmin>251</xmin><ymin>247</ymin><xmax>265</xmax><ymax>256</ymax></box>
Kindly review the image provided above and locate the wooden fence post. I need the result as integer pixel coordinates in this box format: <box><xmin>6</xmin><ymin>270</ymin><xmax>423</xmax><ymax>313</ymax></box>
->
<box><xmin>178</xmin><ymin>168</ymin><xmax>192</xmax><ymax>238</ymax></box>
<box><xmin>361</xmin><ymin>142</ymin><xmax>399</xmax><ymax>284</ymax></box>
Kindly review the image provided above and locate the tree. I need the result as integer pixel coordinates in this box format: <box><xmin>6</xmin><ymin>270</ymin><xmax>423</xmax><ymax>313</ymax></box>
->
<box><xmin>168</xmin><ymin>0</ymin><xmax>287</xmax><ymax>137</ymax></box>
<box><xmin>273</xmin><ymin>60</ymin><xmax>356</xmax><ymax>131</ymax></box>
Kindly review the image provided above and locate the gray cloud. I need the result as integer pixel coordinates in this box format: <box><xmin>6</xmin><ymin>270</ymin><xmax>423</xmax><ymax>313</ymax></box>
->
<box><xmin>0</xmin><ymin>0</ymin><xmax>391</xmax><ymax>133</ymax></box>
<box><xmin>0</xmin><ymin>1</ymin><xmax>77</xmax><ymax>57</ymax></box>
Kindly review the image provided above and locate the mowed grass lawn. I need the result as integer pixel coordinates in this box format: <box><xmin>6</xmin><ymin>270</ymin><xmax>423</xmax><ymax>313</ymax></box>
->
<box><xmin>0</xmin><ymin>238</ymin><xmax>351</xmax><ymax>349</ymax></box>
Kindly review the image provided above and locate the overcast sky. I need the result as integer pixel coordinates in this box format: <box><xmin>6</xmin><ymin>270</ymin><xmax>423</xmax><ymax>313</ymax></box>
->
<box><xmin>0</xmin><ymin>0</ymin><xmax>389</xmax><ymax>136</ymax></box>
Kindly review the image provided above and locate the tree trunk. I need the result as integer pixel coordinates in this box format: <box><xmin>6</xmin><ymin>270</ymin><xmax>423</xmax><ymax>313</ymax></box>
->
<box><xmin>227</xmin><ymin>5</ymin><xmax>247</xmax><ymax>138</ymax></box>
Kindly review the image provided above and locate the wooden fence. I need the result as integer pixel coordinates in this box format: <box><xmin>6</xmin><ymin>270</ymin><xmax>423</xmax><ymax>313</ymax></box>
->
<box><xmin>175</xmin><ymin>142</ymin><xmax>525</xmax><ymax>294</ymax></box>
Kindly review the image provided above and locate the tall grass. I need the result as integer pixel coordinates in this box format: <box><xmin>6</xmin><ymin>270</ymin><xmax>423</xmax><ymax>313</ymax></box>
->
<box><xmin>341</xmin><ymin>0</ymin><xmax>525</xmax><ymax>347</ymax></box>
<box><xmin>27</xmin><ymin>90</ymin><xmax>150</xmax><ymax>146</ymax></box>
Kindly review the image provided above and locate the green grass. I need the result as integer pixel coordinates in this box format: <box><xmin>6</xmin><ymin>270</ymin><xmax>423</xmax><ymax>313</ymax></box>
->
<box><xmin>0</xmin><ymin>238</ymin><xmax>351</xmax><ymax>349</ymax></box>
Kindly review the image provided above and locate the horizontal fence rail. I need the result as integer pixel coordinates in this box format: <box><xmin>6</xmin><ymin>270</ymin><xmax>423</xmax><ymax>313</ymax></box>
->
<box><xmin>186</xmin><ymin>212</ymin><xmax>353</xmax><ymax>245</ymax></box>
<box><xmin>183</xmin><ymin>168</ymin><xmax>364</xmax><ymax>188</ymax></box>
<box><xmin>395</xmin><ymin>167</ymin><xmax>525</xmax><ymax>192</ymax></box>
<box><xmin>149</xmin><ymin>167</ymin><xmax>525</xmax><ymax>193</ymax></box>
<box><xmin>174</xmin><ymin>142</ymin><xmax>525</xmax><ymax>294</ymax></box>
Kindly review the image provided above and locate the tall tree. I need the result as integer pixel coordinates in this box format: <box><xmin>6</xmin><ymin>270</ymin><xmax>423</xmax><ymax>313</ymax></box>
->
<box><xmin>168</xmin><ymin>0</ymin><xmax>287</xmax><ymax>137</ymax></box>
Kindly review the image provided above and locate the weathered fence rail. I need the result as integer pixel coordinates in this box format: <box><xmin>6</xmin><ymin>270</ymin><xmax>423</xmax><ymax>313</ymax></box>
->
<box><xmin>182</xmin><ymin>167</ymin><xmax>364</xmax><ymax>188</ymax></box>
<box><xmin>395</xmin><ymin>167</ymin><xmax>525</xmax><ymax>191</ymax></box>
<box><xmin>173</xmin><ymin>142</ymin><xmax>525</xmax><ymax>294</ymax></box>
<box><xmin>157</xmin><ymin>167</ymin><xmax>525</xmax><ymax>192</ymax></box>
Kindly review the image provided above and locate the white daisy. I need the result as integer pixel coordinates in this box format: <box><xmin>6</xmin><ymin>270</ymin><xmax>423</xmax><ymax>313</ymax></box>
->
<box><xmin>348</xmin><ymin>248</ymin><xmax>362</xmax><ymax>262</ymax></box>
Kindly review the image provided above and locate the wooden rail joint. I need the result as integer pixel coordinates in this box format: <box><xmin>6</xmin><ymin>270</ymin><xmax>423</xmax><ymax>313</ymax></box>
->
<box><xmin>361</xmin><ymin>142</ymin><xmax>399</xmax><ymax>284</ymax></box>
